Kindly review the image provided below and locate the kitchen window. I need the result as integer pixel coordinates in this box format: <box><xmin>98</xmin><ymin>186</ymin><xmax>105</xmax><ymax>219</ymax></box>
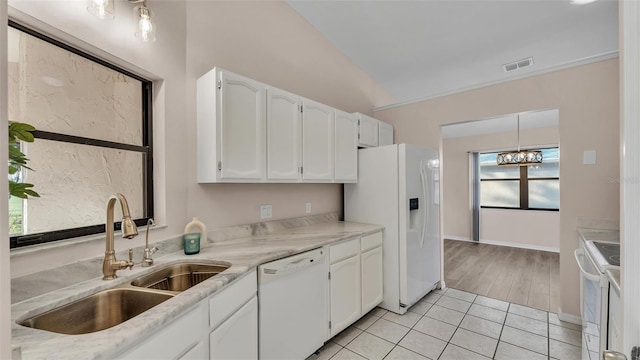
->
<box><xmin>8</xmin><ymin>22</ymin><xmax>153</xmax><ymax>248</ymax></box>
<box><xmin>479</xmin><ymin>147</ymin><xmax>559</xmax><ymax>210</ymax></box>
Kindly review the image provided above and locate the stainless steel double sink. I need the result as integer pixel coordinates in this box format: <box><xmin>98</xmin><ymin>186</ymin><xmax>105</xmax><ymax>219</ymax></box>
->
<box><xmin>19</xmin><ymin>262</ymin><xmax>229</xmax><ymax>335</ymax></box>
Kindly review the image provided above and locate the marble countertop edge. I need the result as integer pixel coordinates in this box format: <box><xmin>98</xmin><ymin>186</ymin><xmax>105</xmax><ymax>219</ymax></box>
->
<box><xmin>576</xmin><ymin>227</ymin><xmax>620</xmax><ymax>243</ymax></box>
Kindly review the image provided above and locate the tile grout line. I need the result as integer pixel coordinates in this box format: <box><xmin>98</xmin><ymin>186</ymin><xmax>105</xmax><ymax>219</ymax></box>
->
<box><xmin>491</xmin><ymin>301</ymin><xmax>511</xmax><ymax>359</ymax></box>
<box><xmin>548</xmin><ymin>312</ymin><xmax>551</xmax><ymax>360</ymax></box>
<box><xmin>324</xmin><ymin>288</ymin><xmax>578</xmax><ymax>360</ymax></box>
<box><xmin>433</xmin><ymin>290</ymin><xmax>496</xmax><ymax>360</ymax></box>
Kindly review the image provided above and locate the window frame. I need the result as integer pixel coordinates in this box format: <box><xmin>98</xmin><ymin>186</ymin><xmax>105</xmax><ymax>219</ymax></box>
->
<box><xmin>8</xmin><ymin>20</ymin><xmax>154</xmax><ymax>249</ymax></box>
<box><xmin>480</xmin><ymin>147</ymin><xmax>559</xmax><ymax>211</ymax></box>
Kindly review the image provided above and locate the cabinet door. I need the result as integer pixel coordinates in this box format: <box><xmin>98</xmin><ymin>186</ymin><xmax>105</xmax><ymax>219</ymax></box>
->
<box><xmin>210</xmin><ymin>296</ymin><xmax>258</xmax><ymax>360</ymax></box>
<box><xmin>267</xmin><ymin>88</ymin><xmax>301</xmax><ymax>181</ymax></box>
<box><xmin>330</xmin><ymin>255</ymin><xmax>361</xmax><ymax>337</ymax></box>
<box><xmin>334</xmin><ymin>110</ymin><xmax>358</xmax><ymax>183</ymax></box>
<box><xmin>219</xmin><ymin>70</ymin><xmax>266</xmax><ymax>181</ymax></box>
<box><xmin>117</xmin><ymin>303</ymin><xmax>207</xmax><ymax>360</ymax></box>
<box><xmin>179</xmin><ymin>341</ymin><xmax>207</xmax><ymax>360</ymax></box>
<box><xmin>361</xmin><ymin>246</ymin><xmax>383</xmax><ymax>314</ymax></box>
<box><xmin>302</xmin><ymin>99</ymin><xmax>334</xmax><ymax>181</ymax></box>
<box><xmin>378</xmin><ymin>121</ymin><xmax>394</xmax><ymax>146</ymax></box>
<box><xmin>357</xmin><ymin>114</ymin><xmax>379</xmax><ymax>147</ymax></box>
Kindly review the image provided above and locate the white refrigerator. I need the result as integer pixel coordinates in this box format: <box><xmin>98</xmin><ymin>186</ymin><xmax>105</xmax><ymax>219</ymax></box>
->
<box><xmin>344</xmin><ymin>144</ymin><xmax>440</xmax><ymax>314</ymax></box>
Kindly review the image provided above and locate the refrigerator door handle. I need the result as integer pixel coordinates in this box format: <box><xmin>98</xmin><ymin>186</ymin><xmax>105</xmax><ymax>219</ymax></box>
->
<box><xmin>419</xmin><ymin>160</ymin><xmax>429</xmax><ymax>248</ymax></box>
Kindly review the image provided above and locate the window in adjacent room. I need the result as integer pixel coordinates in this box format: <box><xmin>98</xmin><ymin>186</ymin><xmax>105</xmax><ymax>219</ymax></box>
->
<box><xmin>8</xmin><ymin>22</ymin><xmax>153</xmax><ymax>248</ymax></box>
<box><xmin>479</xmin><ymin>147</ymin><xmax>559</xmax><ymax>210</ymax></box>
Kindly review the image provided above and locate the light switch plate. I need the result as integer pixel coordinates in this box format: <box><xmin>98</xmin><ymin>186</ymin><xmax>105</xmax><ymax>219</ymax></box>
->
<box><xmin>583</xmin><ymin>150</ymin><xmax>597</xmax><ymax>165</ymax></box>
<box><xmin>260</xmin><ymin>205</ymin><xmax>272</xmax><ymax>219</ymax></box>
<box><xmin>305</xmin><ymin>202</ymin><xmax>311</xmax><ymax>214</ymax></box>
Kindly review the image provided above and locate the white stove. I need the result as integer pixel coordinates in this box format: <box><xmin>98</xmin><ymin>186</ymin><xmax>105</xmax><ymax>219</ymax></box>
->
<box><xmin>585</xmin><ymin>240</ymin><xmax>621</xmax><ymax>270</ymax></box>
<box><xmin>576</xmin><ymin>238</ymin><xmax>621</xmax><ymax>360</ymax></box>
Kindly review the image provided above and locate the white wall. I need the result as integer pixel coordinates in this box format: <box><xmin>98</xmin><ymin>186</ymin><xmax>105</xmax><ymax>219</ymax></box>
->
<box><xmin>8</xmin><ymin>1</ymin><xmax>394</xmax><ymax>278</ymax></box>
<box><xmin>1</xmin><ymin>0</ymin><xmax>12</xmax><ymax>356</ymax></box>
<box><xmin>8</xmin><ymin>0</ymin><xmax>188</xmax><ymax>277</ymax></box>
<box><xmin>376</xmin><ymin>59</ymin><xmax>620</xmax><ymax>317</ymax></box>
<box><xmin>184</xmin><ymin>1</ymin><xmax>394</xmax><ymax>229</ymax></box>
<box><xmin>441</xmin><ymin>124</ymin><xmax>560</xmax><ymax>251</ymax></box>
<box><xmin>479</xmin><ymin>209</ymin><xmax>559</xmax><ymax>252</ymax></box>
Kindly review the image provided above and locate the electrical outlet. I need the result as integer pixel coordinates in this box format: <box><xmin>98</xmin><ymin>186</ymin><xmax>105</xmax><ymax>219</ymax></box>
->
<box><xmin>260</xmin><ymin>205</ymin><xmax>272</xmax><ymax>219</ymax></box>
<box><xmin>305</xmin><ymin>202</ymin><xmax>311</xmax><ymax>214</ymax></box>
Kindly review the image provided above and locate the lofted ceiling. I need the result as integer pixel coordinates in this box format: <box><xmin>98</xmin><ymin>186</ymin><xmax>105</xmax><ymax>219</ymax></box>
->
<box><xmin>286</xmin><ymin>0</ymin><xmax>619</xmax><ymax>107</ymax></box>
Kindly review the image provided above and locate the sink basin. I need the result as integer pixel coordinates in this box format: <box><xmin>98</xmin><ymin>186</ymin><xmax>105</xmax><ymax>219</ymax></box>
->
<box><xmin>19</xmin><ymin>288</ymin><xmax>173</xmax><ymax>335</ymax></box>
<box><xmin>131</xmin><ymin>263</ymin><xmax>229</xmax><ymax>292</ymax></box>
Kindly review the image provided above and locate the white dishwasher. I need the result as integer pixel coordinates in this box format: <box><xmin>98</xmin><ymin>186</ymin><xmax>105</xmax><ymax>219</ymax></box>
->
<box><xmin>259</xmin><ymin>248</ymin><xmax>327</xmax><ymax>360</ymax></box>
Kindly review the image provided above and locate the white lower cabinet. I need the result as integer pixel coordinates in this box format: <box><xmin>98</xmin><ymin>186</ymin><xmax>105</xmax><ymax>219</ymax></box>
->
<box><xmin>210</xmin><ymin>296</ymin><xmax>258</xmax><ymax>360</ymax></box>
<box><xmin>180</xmin><ymin>341</ymin><xmax>208</xmax><ymax>360</ymax></box>
<box><xmin>116</xmin><ymin>302</ymin><xmax>208</xmax><ymax>360</ymax></box>
<box><xmin>329</xmin><ymin>241</ymin><xmax>362</xmax><ymax>337</ymax></box>
<box><xmin>360</xmin><ymin>232</ymin><xmax>383</xmax><ymax>314</ymax></box>
<box><xmin>116</xmin><ymin>270</ymin><xmax>257</xmax><ymax>360</ymax></box>
<box><xmin>361</xmin><ymin>246</ymin><xmax>383</xmax><ymax>314</ymax></box>
<box><xmin>117</xmin><ymin>230</ymin><xmax>383</xmax><ymax>360</ymax></box>
<box><xmin>328</xmin><ymin>231</ymin><xmax>383</xmax><ymax>338</ymax></box>
<box><xmin>208</xmin><ymin>270</ymin><xmax>258</xmax><ymax>359</ymax></box>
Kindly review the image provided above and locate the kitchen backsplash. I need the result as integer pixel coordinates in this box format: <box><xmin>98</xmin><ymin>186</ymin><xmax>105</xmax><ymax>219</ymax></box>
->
<box><xmin>11</xmin><ymin>212</ymin><xmax>339</xmax><ymax>304</ymax></box>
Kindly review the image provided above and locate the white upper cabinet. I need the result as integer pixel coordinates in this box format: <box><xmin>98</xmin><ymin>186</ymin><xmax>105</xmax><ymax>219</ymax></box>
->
<box><xmin>197</xmin><ymin>67</ymin><xmax>358</xmax><ymax>183</ymax></box>
<box><xmin>197</xmin><ymin>68</ymin><xmax>266</xmax><ymax>183</ymax></box>
<box><xmin>355</xmin><ymin>113</ymin><xmax>393</xmax><ymax>148</ymax></box>
<box><xmin>378</xmin><ymin>121</ymin><xmax>394</xmax><ymax>146</ymax></box>
<box><xmin>266</xmin><ymin>88</ymin><xmax>301</xmax><ymax>181</ymax></box>
<box><xmin>302</xmin><ymin>99</ymin><xmax>334</xmax><ymax>181</ymax></box>
<box><xmin>334</xmin><ymin>110</ymin><xmax>358</xmax><ymax>183</ymax></box>
<box><xmin>356</xmin><ymin>113</ymin><xmax>379</xmax><ymax>148</ymax></box>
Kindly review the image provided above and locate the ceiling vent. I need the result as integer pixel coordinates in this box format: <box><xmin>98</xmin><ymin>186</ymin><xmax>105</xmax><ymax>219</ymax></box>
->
<box><xmin>502</xmin><ymin>57</ymin><xmax>534</xmax><ymax>72</ymax></box>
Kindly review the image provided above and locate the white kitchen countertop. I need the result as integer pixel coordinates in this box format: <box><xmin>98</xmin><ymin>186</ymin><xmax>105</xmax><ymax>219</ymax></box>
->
<box><xmin>11</xmin><ymin>218</ymin><xmax>383</xmax><ymax>360</ymax></box>
<box><xmin>577</xmin><ymin>227</ymin><xmax>620</xmax><ymax>243</ymax></box>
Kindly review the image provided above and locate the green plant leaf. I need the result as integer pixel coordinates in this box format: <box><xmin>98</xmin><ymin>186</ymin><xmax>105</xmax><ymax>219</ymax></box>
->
<box><xmin>9</xmin><ymin>181</ymin><xmax>39</xmax><ymax>199</ymax></box>
<box><xmin>7</xmin><ymin>121</ymin><xmax>38</xmax><ymax>199</ymax></box>
<box><xmin>9</xmin><ymin>121</ymin><xmax>36</xmax><ymax>143</ymax></box>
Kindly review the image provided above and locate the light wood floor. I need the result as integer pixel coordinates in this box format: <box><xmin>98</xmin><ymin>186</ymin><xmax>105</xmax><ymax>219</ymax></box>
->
<box><xmin>443</xmin><ymin>239</ymin><xmax>560</xmax><ymax>312</ymax></box>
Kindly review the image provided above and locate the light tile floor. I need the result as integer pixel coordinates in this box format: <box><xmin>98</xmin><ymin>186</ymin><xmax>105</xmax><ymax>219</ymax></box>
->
<box><xmin>308</xmin><ymin>288</ymin><xmax>582</xmax><ymax>360</ymax></box>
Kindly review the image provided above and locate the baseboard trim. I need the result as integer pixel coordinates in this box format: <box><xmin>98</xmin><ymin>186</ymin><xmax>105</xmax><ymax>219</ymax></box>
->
<box><xmin>444</xmin><ymin>235</ymin><xmax>560</xmax><ymax>253</ymax></box>
<box><xmin>557</xmin><ymin>310</ymin><xmax>582</xmax><ymax>325</ymax></box>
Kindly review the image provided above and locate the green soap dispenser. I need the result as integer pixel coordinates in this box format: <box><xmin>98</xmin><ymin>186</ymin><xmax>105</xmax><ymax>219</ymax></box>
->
<box><xmin>183</xmin><ymin>217</ymin><xmax>206</xmax><ymax>255</ymax></box>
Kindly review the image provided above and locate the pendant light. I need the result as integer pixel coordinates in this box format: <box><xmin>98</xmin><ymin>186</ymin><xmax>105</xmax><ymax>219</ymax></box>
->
<box><xmin>132</xmin><ymin>0</ymin><xmax>156</xmax><ymax>42</ymax></box>
<box><xmin>87</xmin><ymin>0</ymin><xmax>157</xmax><ymax>43</ymax></box>
<box><xmin>496</xmin><ymin>114</ymin><xmax>543</xmax><ymax>166</ymax></box>
<box><xmin>86</xmin><ymin>0</ymin><xmax>114</xmax><ymax>19</ymax></box>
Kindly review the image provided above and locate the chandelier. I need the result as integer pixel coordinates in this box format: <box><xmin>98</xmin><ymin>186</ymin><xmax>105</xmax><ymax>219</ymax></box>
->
<box><xmin>496</xmin><ymin>115</ymin><xmax>543</xmax><ymax>166</ymax></box>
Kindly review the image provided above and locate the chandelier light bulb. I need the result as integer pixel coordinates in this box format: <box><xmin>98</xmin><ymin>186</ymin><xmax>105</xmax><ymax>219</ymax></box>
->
<box><xmin>134</xmin><ymin>5</ymin><xmax>156</xmax><ymax>42</ymax></box>
<box><xmin>87</xmin><ymin>0</ymin><xmax>114</xmax><ymax>19</ymax></box>
<box><xmin>138</xmin><ymin>17</ymin><xmax>153</xmax><ymax>41</ymax></box>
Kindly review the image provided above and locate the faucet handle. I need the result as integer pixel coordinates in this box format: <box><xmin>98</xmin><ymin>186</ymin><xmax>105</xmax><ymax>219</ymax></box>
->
<box><xmin>128</xmin><ymin>248</ymin><xmax>134</xmax><ymax>269</ymax></box>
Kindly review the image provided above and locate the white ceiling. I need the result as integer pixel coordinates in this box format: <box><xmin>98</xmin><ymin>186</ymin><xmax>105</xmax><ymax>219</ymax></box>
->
<box><xmin>287</xmin><ymin>0</ymin><xmax>619</xmax><ymax>107</ymax></box>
